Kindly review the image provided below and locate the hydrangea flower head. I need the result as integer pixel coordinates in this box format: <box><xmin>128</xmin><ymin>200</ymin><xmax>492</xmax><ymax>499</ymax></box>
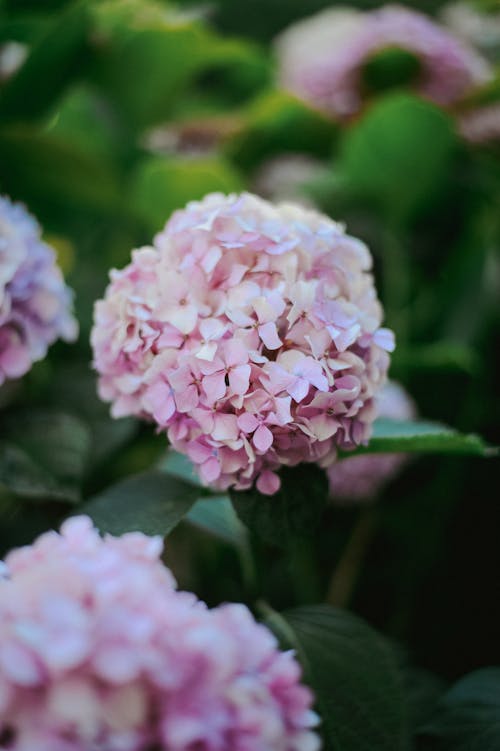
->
<box><xmin>328</xmin><ymin>381</ymin><xmax>416</xmax><ymax>503</ymax></box>
<box><xmin>0</xmin><ymin>516</ymin><xmax>319</xmax><ymax>750</ymax></box>
<box><xmin>92</xmin><ymin>192</ymin><xmax>394</xmax><ymax>494</ymax></box>
<box><xmin>275</xmin><ymin>4</ymin><xmax>492</xmax><ymax>120</ymax></box>
<box><xmin>0</xmin><ymin>196</ymin><xmax>78</xmax><ymax>384</ymax></box>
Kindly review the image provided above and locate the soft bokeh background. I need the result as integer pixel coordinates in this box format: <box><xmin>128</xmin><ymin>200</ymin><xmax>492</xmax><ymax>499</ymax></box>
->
<box><xmin>0</xmin><ymin>0</ymin><xmax>499</xmax><ymax>700</ymax></box>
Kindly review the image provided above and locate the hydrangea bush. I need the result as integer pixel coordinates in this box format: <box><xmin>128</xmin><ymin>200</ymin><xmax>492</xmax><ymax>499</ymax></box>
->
<box><xmin>0</xmin><ymin>2</ymin><xmax>499</xmax><ymax>750</ymax></box>
<box><xmin>92</xmin><ymin>192</ymin><xmax>394</xmax><ymax>493</ymax></box>
<box><xmin>276</xmin><ymin>4</ymin><xmax>492</xmax><ymax>119</ymax></box>
<box><xmin>0</xmin><ymin>516</ymin><xmax>318</xmax><ymax>751</ymax></box>
<box><xmin>0</xmin><ymin>197</ymin><xmax>77</xmax><ymax>384</ymax></box>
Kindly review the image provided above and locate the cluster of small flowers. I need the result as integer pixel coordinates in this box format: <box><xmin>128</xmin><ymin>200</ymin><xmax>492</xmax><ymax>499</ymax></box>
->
<box><xmin>0</xmin><ymin>196</ymin><xmax>78</xmax><ymax>384</ymax></box>
<box><xmin>0</xmin><ymin>516</ymin><xmax>319</xmax><ymax>751</ymax></box>
<box><xmin>275</xmin><ymin>4</ymin><xmax>492</xmax><ymax>120</ymax></box>
<box><xmin>328</xmin><ymin>381</ymin><xmax>416</xmax><ymax>503</ymax></box>
<box><xmin>92</xmin><ymin>192</ymin><xmax>394</xmax><ymax>494</ymax></box>
<box><xmin>459</xmin><ymin>103</ymin><xmax>500</xmax><ymax>144</ymax></box>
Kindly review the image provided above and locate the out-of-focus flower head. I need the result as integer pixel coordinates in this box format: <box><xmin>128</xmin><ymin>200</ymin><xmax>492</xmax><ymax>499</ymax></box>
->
<box><xmin>92</xmin><ymin>192</ymin><xmax>394</xmax><ymax>495</ymax></box>
<box><xmin>459</xmin><ymin>102</ymin><xmax>500</xmax><ymax>143</ymax></box>
<box><xmin>252</xmin><ymin>154</ymin><xmax>324</xmax><ymax>208</ymax></box>
<box><xmin>442</xmin><ymin>2</ymin><xmax>500</xmax><ymax>61</ymax></box>
<box><xmin>0</xmin><ymin>196</ymin><xmax>78</xmax><ymax>385</ymax></box>
<box><xmin>275</xmin><ymin>4</ymin><xmax>492</xmax><ymax>120</ymax></box>
<box><xmin>328</xmin><ymin>380</ymin><xmax>416</xmax><ymax>503</ymax></box>
<box><xmin>0</xmin><ymin>515</ymin><xmax>319</xmax><ymax>750</ymax></box>
<box><xmin>0</xmin><ymin>42</ymin><xmax>27</xmax><ymax>82</ymax></box>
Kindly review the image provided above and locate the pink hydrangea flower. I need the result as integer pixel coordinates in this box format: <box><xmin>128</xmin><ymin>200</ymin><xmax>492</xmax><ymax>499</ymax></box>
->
<box><xmin>275</xmin><ymin>4</ymin><xmax>492</xmax><ymax>120</ymax></box>
<box><xmin>0</xmin><ymin>196</ymin><xmax>78</xmax><ymax>384</ymax></box>
<box><xmin>328</xmin><ymin>381</ymin><xmax>416</xmax><ymax>503</ymax></box>
<box><xmin>0</xmin><ymin>516</ymin><xmax>319</xmax><ymax>751</ymax></box>
<box><xmin>458</xmin><ymin>103</ymin><xmax>500</xmax><ymax>143</ymax></box>
<box><xmin>92</xmin><ymin>192</ymin><xmax>394</xmax><ymax>494</ymax></box>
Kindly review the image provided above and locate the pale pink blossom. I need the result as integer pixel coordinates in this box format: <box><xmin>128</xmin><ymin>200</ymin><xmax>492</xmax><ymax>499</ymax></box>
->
<box><xmin>328</xmin><ymin>381</ymin><xmax>416</xmax><ymax>503</ymax></box>
<box><xmin>0</xmin><ymin>196</ymin><xmax>78</xmax><ymax>385</ymax></box>
<box><xmin>92</xmin><ymin>192</ymin><xmax>393</xmax><ymax>493</ymax></box>
<box><xmin>0</xmin><ymin>516</ymin><xmax>319</xmax><ymax>750</ymax></box>
<box><xmin>276</xmin><ymin>4</ymin><xmax>492</xmax><ymax>120</ymax></box>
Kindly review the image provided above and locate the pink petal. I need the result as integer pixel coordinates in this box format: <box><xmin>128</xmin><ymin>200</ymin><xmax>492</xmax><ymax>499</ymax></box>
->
<box><xmin>258</xmin><ymin>322</ymin><xmax>282</xmax><ymax>350</ymax></box>
<box><xmin>256</xmin><ymin>471</ymin><xmax>281</xmax><ymax>495</ymax></box>
<box><xmin>174</xmin><ymin>384</ymin><xmax>199</xmax><ymax>413</ymax></box>
<box><xmin>287</xmin><ymin>377</ymin><xmax>309</xmax><ymax>403</ymax></box>
<box><xmin>169</xmin><ymin>305</ymin><xmax>198</xmax><ymax>334</ymax></box>
<box><xmin>199</xmin><ymin>318</ymin><xmax>226</xmax><ymax>341</ymax></box>
<box><xmin>223</xmin><ymin>339</ymin><xmax>248</xmax><ymax>368</ymax></box>
<box><xmin>374</xmin><ymin>327</ymin><xmax>396</xmax><ymax>352</ymax></box>
<box><xmin>212</xmin><ymin>414</ymin><xmax>239</xmax><ymax>442</ymax></box>
<box><xmin>237</xmin><ymin>413</ymin><xmax>259</xmax><ymax>433</ymax></box>
<box><xmin>202</xmin><ymin>372</ymin><xmax>226</xmax><ymax>403</ymax></box>
<box><xmin>229</xmin><ymin>364</ymin><xmax>251</xmax><ymax>396</ymax></box>
<box><xmin>253</xmin><ymin>424</ymin><xmax>274</xmax><ymax>452</ymax></box>
<box><xmin>200</xmin><ymin>456</ymin><xmax>221</xmax><ymax>483</ymax></box>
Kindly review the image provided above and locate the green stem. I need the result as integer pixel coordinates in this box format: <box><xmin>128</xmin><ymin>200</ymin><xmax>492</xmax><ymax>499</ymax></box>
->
<box><xmin>289</xmin><ymin>533</ymin><xmax>322</xmax><ymax>605</ymax></box>
<box><xmin>326</xmin><ymin>507</ymin><xmax>377</xmax><ymax>608</ymax></box>
<box><xmin>383</xmin><ymin>223</ymin><xmax>411</xmax><ymax>351</ymax></box>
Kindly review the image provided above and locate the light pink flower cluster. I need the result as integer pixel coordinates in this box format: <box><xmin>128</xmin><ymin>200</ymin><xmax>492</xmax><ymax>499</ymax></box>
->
<box><xmin>0</xmin><ymin>516</ymin><xmax>319</xmax><ymax>751</ymax></box>
<box><xmin>328</xmin><ymin>381</ymin><xmax>416</xmax><ymax>503</ymax></box>
<box><xmin>459</xmin><ymin>103</ymin><xmax>500</xmax><ymax>143</ymax></box>
<box><xmin>0</xmin><ymin>196</ymin><xmax>78</xmax><ymax>384</ymax></box>
<box><xmin>92</xmin><ymin>192</ymin><xmax>394</xmax><ymax>494</ymax></box>
<box><xmin>275</xmin><ymin>4</ymin><xmax>492</xmax><ymax>120</ymax></box>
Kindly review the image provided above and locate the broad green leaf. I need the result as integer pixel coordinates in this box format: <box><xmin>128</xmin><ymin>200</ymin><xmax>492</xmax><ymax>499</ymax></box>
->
<box><xmin>0</xmin><ymin>127</ymin><xmax>122</xmax><ymax>217</ymax></box>
<box><xmin>265</xmin><ymin>605</ymin><xmax>409</xmax><ymax>751</ymax></box>
<box><xmin>225</xmin><ymin>90</ymin><xmax>335</xmax><ymax>171</ymax></box>
<box><xmin>230</xmin><ymin>464</ymin><xmax>328</xmax><ymax>545</ymax></box>
<box><xmin>354</xmin><ymin>418</ymin><xmax>495</xmax><ymax>457</ymax></box>
<box><xmin>187</xmin><ymin>495</ymin><xmax>249</xmax><ymax>548</ymax></box>
<box><xmin>420</xmin><ymin>668</ymin><xmax>500</xmax><ymax>750</ymax></box>
<box><xmin>158</xmin><ymin>450</ymin><xmax>203</xmax><ymax>487</ymax></box>
<box><xmin>0</xmin><ymin>1</ymin><xmax>92</xmax><ymax>122</ymax></box>
<box><xmin>0</xmin><ymin>411</ymin><xmax>91</xmax><ymax>502</ymax></box>
<box><xmin>83</xmin><ymin>470</ymin><xmax>198</xmax><ymax>536</ymax></box>
<box><xmin>132</xmin><ymin>155</ymin><xmax>243</xmax><ymax>232</ymax></box>
<box><xmin>92</xmin><ymin>0</ymin><xmax>244</xmax><ymax>128</ymax></box>
<box><xmin>339</xmin><ymin>94</ymin><xmax>456</xmax><ymax>221</ymax></box>
<box><xmin>158</xmin><ymin>453</ymin><xmax>249</xmax><ymax>548</ymax></box>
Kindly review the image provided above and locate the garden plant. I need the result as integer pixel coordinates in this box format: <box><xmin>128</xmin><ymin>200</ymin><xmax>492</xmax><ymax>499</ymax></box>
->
<box><xmin>0</xmin><ymin>0</ymin><xmax>499</xmax><ymax>749</ymax></box>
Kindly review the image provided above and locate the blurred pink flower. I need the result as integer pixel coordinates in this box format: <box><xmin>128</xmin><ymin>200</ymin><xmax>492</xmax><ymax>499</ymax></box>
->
<box><xmin>0</xmin><ymin>516</ymin><xmax>319</xmax><ymax>751</ymax></box>
<box><xmin>328</xmin><ymin>381</ymin><xmax>416</xmax><ymax>503</ymax></box>
<box><xmin>0</xmin><ymin>196</ymin><xmax>78</xmax><ymax>385</ymax></box>
<box><xmin>459</xmin><ymin>103</ymin><xmax>500</xmax><ymax>144</ymax></box>
<box><xmin>275</xmin><ymin>4</ymin><xmax>492</xmax><ymax>120</ymax></box>
<box><xmin>92</xmin><ymin>192</ymin><xmax>393</xmax><ymax>494</ymax></box>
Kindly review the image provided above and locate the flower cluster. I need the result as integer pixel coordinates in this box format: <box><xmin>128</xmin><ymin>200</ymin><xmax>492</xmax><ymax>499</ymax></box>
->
<box><xmin>92</xmin><ymin>192</ymin><xmax>394</xmax><ymax>494</ymax></box>
<box><xmin>0</xmin><ymin>196</ymin><xmax>78</xmax><ymax>384</ymax></box>
<box><xmin>328</xmin><ymin>381</ymin><xmax>416</xmax><ymax>503</ymax></box>
<box><xmin>0</xmin><ymin>516</ymin><xmax>319</xmax><ymax>751</ymax></box>
<box><xmin>459</xmin><ymin>103</ymin><xmax>500</xmax><ymax>144</ymax></box>
<box><xmin>275</xmin><ymin>4</ymin><xmax>492</xmax><ymax>120</ymax></box>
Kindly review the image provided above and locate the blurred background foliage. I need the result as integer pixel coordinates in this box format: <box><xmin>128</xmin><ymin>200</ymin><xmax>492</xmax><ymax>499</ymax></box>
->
<box><xmin>0</xmin><ymin>0</ymin><xmax>499</xmax><ymax>745</ymax></box>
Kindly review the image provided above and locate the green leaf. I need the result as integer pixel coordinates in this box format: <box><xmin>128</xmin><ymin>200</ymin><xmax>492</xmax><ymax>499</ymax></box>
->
<box><xmin>158</xmin><ymin>450</ymin><xmax>203</xmax><ymax>487</ymax></box>
<box><xmin>187</xmin><ymin>495</ymin><xmax>249</xmax><ymax>548</ymax></box>
<box><xmin>339</xmin><ymin>94</ymin><xmax>456</xmax><ymax>221</ymax></box>
<box><xmin>230</xmin><ymin>464</ymin><xmax>328</xmax><ymax>545</ymax></box>
<box><xmin>0</xmin><ymin>127</ymin><xmax>122</xmax><ymax>217</ymax></box>
<box><xmin>225</xmin><ymin>90</ymin><xmax>335</xmax><ymax>171</ymax></box>
<box><xmin>353</xmin><ymin>418</ymin><xmax>495</xmax><ymax>457</ymax></box>
<box><xmin>0</xmin><ymin>410</ymin><xmax>91</xmax><ymax>502</ymax></box>
<box><xmin>265</xmin><ymin>605</ymin><xmax>409</xmax><ymax>751</ymax></box>
<box><xmin>0</xmin><ymin>1</ymin><xmax>92</xmax><ymax>122</ymax></box>
<box><xmin>82</xmin><ymin>470</ymin><xmax>199</xmax><ymax>536</ymax></box>
<box><xmin>131</xmin><ymin>155</ymin><xmax>243</xmax><ymax>232</ymax></box>
<box><xmin>420</xmin><ymin>668</ymin><xmax>500</xmax><ymax>750</ymax></box>
<box><xmin>92</xmin><ymin>1</ymin><xmax>238</xmax><ymax>128</ymax></box>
